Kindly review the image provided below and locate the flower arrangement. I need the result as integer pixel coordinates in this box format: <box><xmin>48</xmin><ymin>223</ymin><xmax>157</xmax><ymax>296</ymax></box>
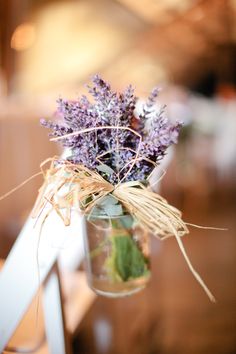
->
<box><xmin>40</xmin><ymin>75</ymin><xmax>181</xmax><ymax>184</ymax></box>
<box><xmin>32</xmin><ymin>75</ymin><xmax>216</xmax><ymax>299</ymax></box>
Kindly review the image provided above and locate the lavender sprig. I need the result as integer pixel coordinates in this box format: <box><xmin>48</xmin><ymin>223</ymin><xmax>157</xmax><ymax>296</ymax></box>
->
<box><xmin>41</xmin><ymin>75</ymin><xmax>182</xmax><ymax>183</ymax></box>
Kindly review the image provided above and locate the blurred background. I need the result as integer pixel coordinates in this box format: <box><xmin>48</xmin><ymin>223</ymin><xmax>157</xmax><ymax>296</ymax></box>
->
<box><xmin>0</xmin><ymin>0</ymin><xmax>236</xmax><ymax>353</ymax></box>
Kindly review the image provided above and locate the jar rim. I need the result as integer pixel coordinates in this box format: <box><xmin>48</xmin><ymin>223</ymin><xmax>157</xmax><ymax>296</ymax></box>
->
<box><xmin>70</xmin><ymin>206</ymin><xmax>134</xmax><ymax>220</ymax></box>
<box><xmin>85</xmin><ymin>213</ymin><xmax>133</xmax><ymax>220</ymax></box>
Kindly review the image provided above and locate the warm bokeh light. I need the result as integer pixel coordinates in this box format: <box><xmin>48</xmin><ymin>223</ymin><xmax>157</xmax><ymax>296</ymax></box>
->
<box><xmin>10</xmin><ymin>22</ymin><xmax>35</xmax><ymax>51</ymax></box>
<box><xmin>16</xmin><ymin>1</ymin><xmax>142</xmax><ymax>93</ymax></box>
<box><xmin>0</xmin><ymin>1</ymin><xmax>236</xmax><ymax>353</ymax></box>
<box><xmin>117</xmin><ymin>0</ymin><xmax>195</xmax><ymax>23</ymax></box>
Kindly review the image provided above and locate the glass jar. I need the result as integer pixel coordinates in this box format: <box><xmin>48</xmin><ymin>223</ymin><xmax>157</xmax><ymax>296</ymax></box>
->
<box><xmin>83</xmin><ymin>214</ymin><xmax>151</xmax><ymax>298</ymax></box>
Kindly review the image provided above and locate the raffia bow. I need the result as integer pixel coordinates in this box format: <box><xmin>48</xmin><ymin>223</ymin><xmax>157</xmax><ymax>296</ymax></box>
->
<box><xmin>31</xmin><ymin>156</ymin><xmax>217</xmax><ymax>302</ymax></box>
<box><xmin>0</xmin><ymin>123</ymin><xmax>223</xmax><ymax>302</ymax></box>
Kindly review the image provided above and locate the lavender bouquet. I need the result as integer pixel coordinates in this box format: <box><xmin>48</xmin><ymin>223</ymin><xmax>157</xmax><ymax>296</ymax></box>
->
<box><xmin>35</xmin><ymin>75</ymin><xmax>215</xmax><ymax>300</ymax></box>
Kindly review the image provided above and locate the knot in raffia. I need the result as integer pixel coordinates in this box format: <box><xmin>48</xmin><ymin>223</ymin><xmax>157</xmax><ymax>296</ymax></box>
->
<box><xmin>30</xmin><ymin>157</ymin><xmax>217</xmax><ymax>303</ymax></box>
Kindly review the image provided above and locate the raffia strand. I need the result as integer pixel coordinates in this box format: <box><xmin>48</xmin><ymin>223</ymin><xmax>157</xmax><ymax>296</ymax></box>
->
<box><xmin>0</xmin><ymin>156</ymin><xmax>224</xmax><ymax>302</ymax></box>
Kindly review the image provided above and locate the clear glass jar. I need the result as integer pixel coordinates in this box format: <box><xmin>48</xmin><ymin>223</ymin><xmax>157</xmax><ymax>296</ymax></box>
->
<box><xmin>83</xmin><ymin>214</ymin><xmax>151</xmax><ymax>298</ymax></box>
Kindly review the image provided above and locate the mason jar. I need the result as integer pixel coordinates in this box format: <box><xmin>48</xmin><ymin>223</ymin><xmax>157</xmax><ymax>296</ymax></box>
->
<box><xmin>83</xmin><ymin>213</ymin><xmax>151</xmax><ymax>298</ymax></box>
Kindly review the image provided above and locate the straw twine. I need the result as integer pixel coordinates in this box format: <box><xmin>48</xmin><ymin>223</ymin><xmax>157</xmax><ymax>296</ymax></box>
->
<box><xmin>29</xmin><ymin>156</ymin><xmax>218</xmax><ymax>302</ymax></box>
<box><xmin>0</xmin><ymin>126</ymin><xmax>225</xmax><ymax>302</ymax></box>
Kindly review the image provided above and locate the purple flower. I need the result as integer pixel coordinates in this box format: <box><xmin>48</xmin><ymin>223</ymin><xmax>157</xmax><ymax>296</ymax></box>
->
<box><xmin>41</xmin><ymin>75</ymin><xmax>182</xmax><ymax>183</ymax></box>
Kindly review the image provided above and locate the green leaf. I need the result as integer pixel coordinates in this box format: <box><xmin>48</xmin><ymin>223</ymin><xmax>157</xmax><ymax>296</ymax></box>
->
<box><xmin>99</xmin><ymin>195</ymin><xmax>118</xmax><ymax>206</ymax></box>
<box><xmin>97</xmin><ymin>164</ymin><xmax>115</xmax><ymax>175</ymax></box>
<box><xmin>103</xmin><ymin>203</ymin><xmax>123</xmax><ymax>216</ymax></box>
<box><xmin>90</xmin><ymin>205</ymin><xmax>106</xmax><ymax>217</ymax></box>
<box><xmin>120</xmin><ymin>215</ymin><xmax>134</xmax><ymax>229</ymax></box>
<box><xmin>113</xmin><ymin>236</ymin><xmax>149</xmax><ymax>281</ymax></box>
